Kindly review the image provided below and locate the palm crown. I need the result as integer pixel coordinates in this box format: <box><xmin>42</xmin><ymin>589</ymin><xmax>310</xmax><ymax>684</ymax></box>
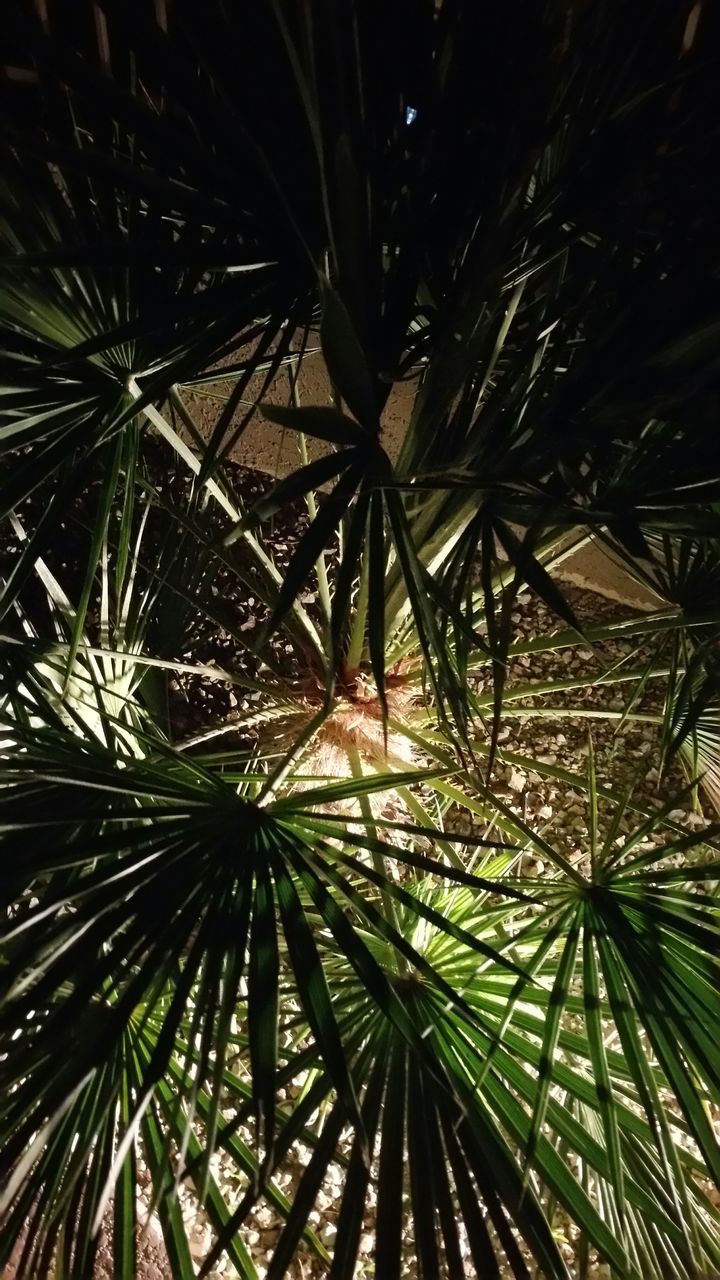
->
<box><xmin>1</xmin><ymin>2</ymin><xmax>720</xmax><ymax>1278</ymax></box>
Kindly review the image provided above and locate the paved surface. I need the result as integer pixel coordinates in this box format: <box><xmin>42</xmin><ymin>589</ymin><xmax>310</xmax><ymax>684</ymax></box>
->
<box><xmin>179</xmin><ymin>348</ymin><xmax>660</xmax><ymax>611</ymax></box>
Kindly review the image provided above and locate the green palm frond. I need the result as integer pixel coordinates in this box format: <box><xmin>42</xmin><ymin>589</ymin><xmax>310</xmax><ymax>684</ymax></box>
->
<box><xmin>193</xmin><ymin>847</ymin><xmax>719</xmax><ymax>1280</ymax></box>
<box><xmin>3</xmin><ymin>1</ymin><xmax>720</xmax><ymax>1277</ymax></box>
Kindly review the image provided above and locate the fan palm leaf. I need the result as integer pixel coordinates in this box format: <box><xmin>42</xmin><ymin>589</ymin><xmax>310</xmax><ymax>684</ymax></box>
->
<box><xmin>3</xmin><ymin>2</ymin><xmax>720</xmax><ymax>1277</ymax></box>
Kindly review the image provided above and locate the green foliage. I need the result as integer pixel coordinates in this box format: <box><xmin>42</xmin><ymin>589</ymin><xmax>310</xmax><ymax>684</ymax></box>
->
<box><xmin>1</xmin><ymin>2</ymin><xmax>720</xmax><ymax>1277</ymax></box>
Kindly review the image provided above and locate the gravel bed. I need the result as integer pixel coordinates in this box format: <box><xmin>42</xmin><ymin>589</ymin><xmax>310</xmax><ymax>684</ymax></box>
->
<box><xmin>3</xmin><ymin>446</ymin><xmax>716</xmax><ymax>1280</ymax></box>
<box><xmin>149</xmin><ymin>536</ymin><xmax>716</xmax><ymax>1279</ymax></box>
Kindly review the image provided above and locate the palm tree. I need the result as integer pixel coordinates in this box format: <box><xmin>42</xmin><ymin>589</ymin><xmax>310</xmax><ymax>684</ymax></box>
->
<box><xmin>1</xmin><ymin>2</ymin><xmax>719</xmax><ymax>1277</ymax></box>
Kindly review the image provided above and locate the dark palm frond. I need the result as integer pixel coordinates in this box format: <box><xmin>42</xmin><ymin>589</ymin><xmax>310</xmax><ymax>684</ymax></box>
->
<box><xmin>3</xmin><ymin>1</ymin><xmax>720</xmax><ymax>1277</ymax></box>
<box><xmin>0</xmin><ymin>727</ymin><xmax>329</xmax><ymax>1273</ymax></box>
<box><xmin>0</xmin><ymin>703</ymin><xmax>530</xmax><ymax>1276</ymax></box>
<box><xmin>581</xmin><ymin>532</ymin><xmax>720</xmax><ymax>808</ymax></box>
<box><xmin>4</xmin><ymin>0</ymin><xmax>719</xmax><ymax>660</ymax></box>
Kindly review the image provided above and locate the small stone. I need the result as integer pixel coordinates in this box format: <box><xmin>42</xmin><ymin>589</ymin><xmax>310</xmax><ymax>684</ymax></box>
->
<box><xmin>686</xmin><ymin>812</ymin><xmax>708</xmax><ymax>827</ymax></box>
<box><xmin>189</xmin><ymin>1230</ymin><xmax>211</xmax><ymax>1260</ymax></box>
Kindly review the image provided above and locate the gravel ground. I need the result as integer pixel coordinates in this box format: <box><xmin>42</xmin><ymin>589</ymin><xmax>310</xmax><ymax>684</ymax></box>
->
<box><xmin>3</xmin><ymin>448</ymin><xmax>717</xmax><ymax>1279</ymax></box>
<box><xmin>147</xmin><ymin>485</ymin><xmax>716</xmax><ymax>1280</ymax></box>
<box><xmin>3</xmin><ymin>1212</ymin><xmax>169</xmax><ymax>1280</ymax></box>
<box><xmin>170</xmin><ymin>584</ymin><xmax>713</xmax><ymax>1280</ymax></box>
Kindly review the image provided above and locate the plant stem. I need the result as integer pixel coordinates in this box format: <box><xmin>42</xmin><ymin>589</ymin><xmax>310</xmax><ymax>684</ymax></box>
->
<box><xmin>298</xmin><ymin>432</ymin><xmax>332</xmax><ymax>623</ymax></box>
<box><xmin>347</xmin><ymin>746</ymin><xmax>403</xmax><ymax>963</ymax></box>
<box><xmin>345</xmin><ymin>546</ymin><xmax>370</xmax><ymax>670</ymax></box>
